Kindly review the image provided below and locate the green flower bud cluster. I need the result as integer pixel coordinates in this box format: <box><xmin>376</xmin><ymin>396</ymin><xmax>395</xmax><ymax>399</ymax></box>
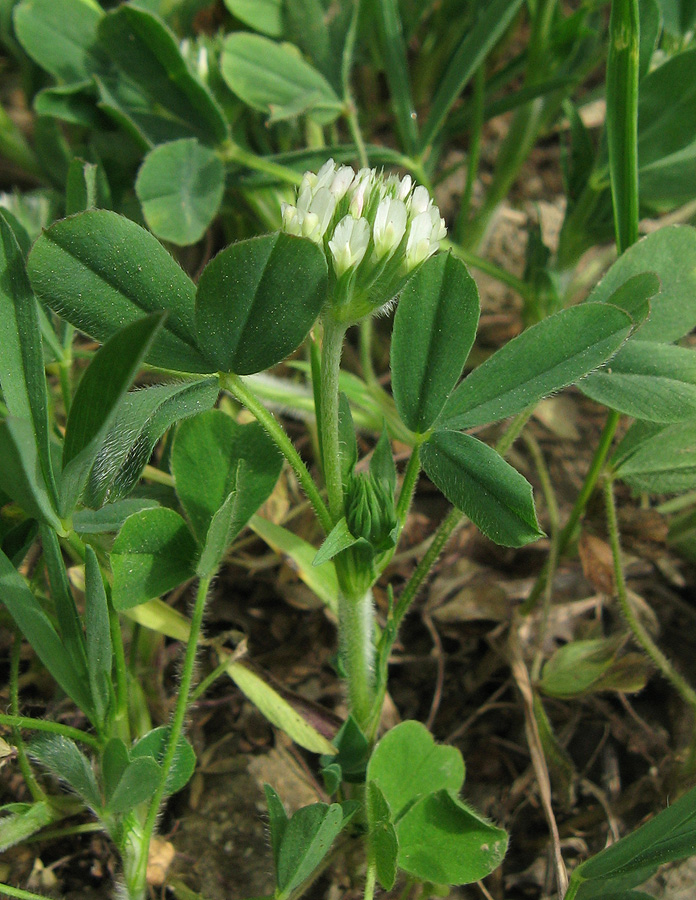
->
<box><xmin>281</xmin><ymin>159</ymin><xmax>447</xmax><ymax>322</ymax></box>
<box><xmin>344</xmin><ymin>472</ymin><xmax>398</xmax><ymax>554</ymax></box>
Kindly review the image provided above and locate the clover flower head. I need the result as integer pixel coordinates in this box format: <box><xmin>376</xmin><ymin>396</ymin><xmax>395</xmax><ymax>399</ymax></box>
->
<box><xmin>280</xmin><ymin>159</ymin><xmax>447</xmax><ymax>321</ymax></box>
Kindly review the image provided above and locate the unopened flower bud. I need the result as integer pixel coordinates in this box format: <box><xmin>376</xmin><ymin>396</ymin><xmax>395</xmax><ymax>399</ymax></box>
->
<box><xmin>345</xmin><ymin>473</ymin><xmax>397</xmax><ymax>552</ymax></box>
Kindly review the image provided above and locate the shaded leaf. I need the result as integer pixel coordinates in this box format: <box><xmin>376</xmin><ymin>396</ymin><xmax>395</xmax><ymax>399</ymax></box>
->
<box><xmin>131</xmin><ymin>726</ymin><xmax>196</xmax><ymax>797</ymax></box>
<box><xmin>136</xmin><ymin>139</ymin><xmax>225</xmax><ymax>246</ymax></box>
<box><xmin>221</xmin><ymin>33</ymin><xmax>342</xmax><ymax>124</ymax></box>
<box><xmin>28</xmin><ymin>734</ymin><xmax>101</xmax><ymax>811</ymax></box>
<box><xmin>111</xmin><ymin>507</ymin><xmax>197</xmax><ymax>610</ymax></box>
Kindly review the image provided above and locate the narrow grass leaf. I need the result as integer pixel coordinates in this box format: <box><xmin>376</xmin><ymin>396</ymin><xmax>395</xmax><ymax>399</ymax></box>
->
<box><xmin>0</xmin><ymin>211</ymin><xmax>56</xmax><ymax>504</ymax></box>
<box><xmin>249</xmin><ymin>516</ymin><xmax>338</xmax><ymax>613</ymax></box>
<box><xmin>373</xmin><ymin>0</ymin><xmax>418</xmax><ymax>155</ymax></box>
<box><xmin>226</xmin><ymin>660</ymin><xmax>336</xmax><ymax>755</ymax></box>
<box><xmin>0</xmin><ymin>418</ymin><xmax>63</xmax><ymax>532</ymax></box>
<box><xmin>0</xmin><ymin>548</ymin><xmax>93</xmax><ymax>714</ymax></box>
<box><xmin>84</xmin><ymin>545</ymin><xmax>112</xmax><ymax>726</ymax></box>
<box><xmin>420</xmin><ymin>0</ymin><xmax>525</xmax><ymax>150</ymax></box>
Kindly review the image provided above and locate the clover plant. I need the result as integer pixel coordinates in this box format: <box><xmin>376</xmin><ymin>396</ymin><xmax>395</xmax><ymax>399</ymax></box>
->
<box><xmin>2</xmin><ymin>1</ymin><xmax>696</xmax><ymax>900</ymax></box>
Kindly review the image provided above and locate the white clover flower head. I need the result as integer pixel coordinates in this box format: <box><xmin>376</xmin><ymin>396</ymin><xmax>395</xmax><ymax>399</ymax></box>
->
<box><xmin>373</xmin><ymin>197</ymin><xmax>407</xmax><ymax>260</ymax></box>
<box><xmin>280</xmin><ymin>159</ymin><xmax>447</xmax><ymax>320</ymax></box>
<box><xmin>329</xmin><ymin>215</ymin><xmax>370</xmax><ymax>276</ymax></box>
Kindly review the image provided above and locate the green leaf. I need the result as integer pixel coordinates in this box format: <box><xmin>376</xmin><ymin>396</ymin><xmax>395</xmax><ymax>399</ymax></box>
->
<box><xmin>0</xmin><ymin>418</ymin><xmax>62</xmax><ymax>532</ymax></box>
<box><xmin>101</xmin><ymin>738</ymin><xmax>129</xmax><ymax>802</ymax></box>
<box><xmin>13</xmin><ymin>0</ymin><xmax>106</xmax><ymax>83</ymax></box>
<box><xmin>313</xmin><ymin>518</ymin><xmax>360</xmax><ymax>567</ymax></box>
<box><xmin>539</xmin><ymin>637</ymin><xmax>648</xmax><ymax>698</ymax></box>
<box><xmin>337</xmin><ymin>392</ymin><xmax>357</xmax><ymax>483</ymax></box>
<box><xmin>637</xmin><ymin>48</ymin><xmax>696</xmax><ymax>211</ymax></box>
<box><xmin>220</xmin><ymin>33</ymin><xmax>343</xmax><ymax>124</ymax></box>
<box><xmin>131</xmin><ymin>726</ymin><xmax>196</xmax><ymax>796</ymax></box>
<box><xmin>396</xmin><ymin>790</ymin><xmax>508</xmax><ymax>884</ymax></box>
<box><xmin>65</xmin><ymin>157</ymin><xmax>111</xmax><ymax>215</ymax></box>
<box><xmin>27</xmin><ymin>210</ymin><xmax>212</xmax><ymax>374</ymax></box>
<box><xmin>84</xmin><ymin>546</ymin><xmax>113</xmax><ymax>726</ymax></box>
<box><xmin>224</xmin><ymin>0</ymin><xmax>282</xmax><ymax>36</ymax></box>
<box><xmin>370</xmin><ymin>427</ymin><xmax>396</xmax><ymax>493</ymax></box>
<box><xmin>0</xmin><ymin>548</ymin><xmax>93</xmax><ymax>715</ymax></box>
<box><xmin>372</xmin><ymin>0</ymin><xmax>418</xmax><ymax>155</ymax></box>
<box><xmin>419</xmin><ymin>0</ymin><xmax>526</xmax><ymax>150</ymax></box>
<box><xmin>322</xmin><ymin>715</ymin><xmax>370</xmax><ymax>783</ymax></box>
<box><xmin>84</xmin><ymin>378</ymin><xmax>219</xmax><ymax>509</ymax></box>
<box><xmin>367</xmin><ymin>721</ymin><xmax>464</xmax><ymax>820</ymax></box>
<box><xmin>606</xmin><ymin>0</ymin><xmax>639</xmax><ymax>253</ymax></box>
<box><xmin>106</xmin><ymin>757</ymin><xmax>161</xmax><ymax>815</ymax></box>
<box><xmin>392</xmin><ymin>252</ymin><xmax>479</xmax><ymax>434</ymax></box>
<box><xmin>111</xmin><ymin>507</ymin><xmax>197</xmax><ymax>610</ymax></box>
<box><xmin>249</xmin><ymin>515</ymin><xmax>338</xmax><ymax>613</ymax></box>
<box><xmin>0</xmin><ymin>800</ymin><xmax>62</xmax><ymax>853</ymax></box>
<box><xmin>33</xmin><ymin>82</ymin><xmax>104</xmax><ymax>129</ymax></box>
<box><xmin>276</xmin><ymin>802</ymin><xmax>344</xmax><ymax>897</ymax></box>
<box><xmin>585</xmin><ymin>225</ymin><xmax>696</xmax><ymax>343</ymax></box>
<box><xmin>195</xmin><ymin>232</ymin><xmax>327</xmax><ymax>375</ymax></box>
<box><xmin>438</xmin><ymin>304</ymin><xmax>632</xmax><ymax>430</ymax></box>
<box><xmin>264</xmin><ymin>784</ymin><xmax>289</xmax><ymax>874</ymax></box>
<box><xmin>565</xmin><ymin>784</ymin><xmax>696</xmax><ymax>899</ymax></box>
<box><xmin>60</xmin><ymin>313</ymin><xmax>166</xmax><ymax>516</ymax></box>
<box><xmin>136</xmin><ymin>139</ymin><xmax>225</xmax><ymax>246</ymax></box>
<box><xmin>172</xmin><ymin>410</ymin><xmax>283</xmax><ymax>544</ymax></box>
<box><xmin>366</xmin><ymin>781</ymin><xmax>398</xmax><ymax>890</ymax></box>
<box><xmin>597</xmin><ymin>272</ymin><xmax>658</xmax><ymax>327</ymax></box>
<box><xmin>421</xmin><ymin>432</ymin><xmax>542</xmax><ymax>547</ymax></box>
<box><xmin>73</xmin><ymin>499</ymin><xmax>160</xmax><ymax>534</ymax></box>
<box><xmin>0</xmin><ymin>210</ymin><xmax>56</xmax><ymax>502</ymax></box>
<box><xmin>580</xmin><ymin>341</ymin><xmax>696</xmax><ymax>422</ymax></box>
<box><xmin>613</xmin><ymin>420</ymin><xmax>696</xmax><ymax>493</ymax></box>
<box><xmin>40</xmin><ymin>525</ymin><xmax>90</xmax><ymax>695</ymax></box>
<box><xmin>225</xmin><ymin>660</ymin><xmax>337</xmax><ymax>755</ymax></box>
<box><xmin>28</xmin><ymin>734</ymin><xmax>102</xmax><ymax>811</ymax></box>
<box><xmin>97</xmin><ymin>4</ymin><xmax>228</xmax><ymax>146</ymax></box>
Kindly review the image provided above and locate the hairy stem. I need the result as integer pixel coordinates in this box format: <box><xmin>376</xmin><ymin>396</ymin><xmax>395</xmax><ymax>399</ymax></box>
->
<box><xmin>222</xmin><ymin>372</ymin><xmax>332</xmax><ymax>534</ymax></box>
<box><xmin>128</xmin><ymin>576</ymin><xmax>212</xmax><ymax>900</ymax></box>
<box><xmin>320</xmin><ymin>318</ymin><xmax>349</xmax><ymax>523</ymax></box>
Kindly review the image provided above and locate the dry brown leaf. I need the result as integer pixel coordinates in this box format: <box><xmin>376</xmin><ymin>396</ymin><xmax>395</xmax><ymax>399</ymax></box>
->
<box><xmin>578</xmin><ymin>532</ymin><xmax>615</xmax><ymax>595</ymax></box>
